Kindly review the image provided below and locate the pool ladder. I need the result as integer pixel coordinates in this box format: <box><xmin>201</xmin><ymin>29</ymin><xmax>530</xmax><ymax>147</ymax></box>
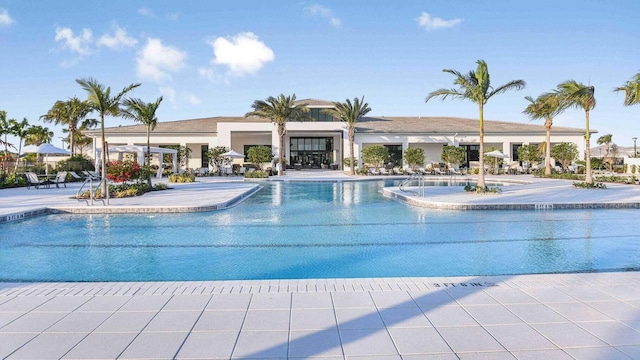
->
<box><xmin>76</xmin><ymin>177</ymin><xmax>110</xmax><ymax>205</ymax></box>
<box><xmin>399</xmin><ymin>173</ymin><xmax>425</xmax><ymax>197</ymax></box>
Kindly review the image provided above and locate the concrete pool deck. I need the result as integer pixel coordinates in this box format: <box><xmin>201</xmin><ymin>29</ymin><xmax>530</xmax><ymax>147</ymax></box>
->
<box><xmin>2</xmin><ymin>172</ymin><xmax>640</xmax><ymax>359</ymax></box>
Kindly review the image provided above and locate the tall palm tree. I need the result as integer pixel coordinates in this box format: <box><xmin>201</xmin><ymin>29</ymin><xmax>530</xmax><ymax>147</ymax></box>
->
<box><xmin>523</xmin><ymin>92</ymin><xmax>565</xmax><ymax>175</ymax></box>
<box><xmin>246</xmin><ymin>94</ymin><xmax>309</xmax><ymax>175</ymax></box>
<box><xmin>121</xmin><ymin>96</ymin><xmax>163</xmax><ymax>184</ymax></box>
<box><xmin>9</xmin><ymin>118</ymin><xmax>30</xmax><ymax>172</ymax></box>
<box><xmin>325</xmin><ymin>96</ymin><xmax>371</xmax><ymax>175</ymax></box>
<box><xmin>0</xmin><ymin>111</ymin><xmax>15</xmax><ymax>169</ymax></box>
<box><xmin>41</xmin><ymin>97</ymin><xmax>95</xmax><ymax>156</ymax></box>
<box><xmin>597</xmin><ymin>134</ymin><xmax>613</xmax><ymax>171</ymax></box>
<box><xmin>24</xmin><ymin>125</ymin><xmax>53</xmax><ymax>146</ymax></box>
<box><xmin>76</xmin><ymin>78</ymin><xmax>140</xmax><ymax>192</ymax></box>
<box><xmin>556</xmin><ymin>80</ymin><xmax>596</xmax><ymax>184</ymax></box>
<box><xmin>614</xmin><ymin>72</ymin><xmax>640</xmax><ymax>106</ymax></box>
<box><xmin>425</xmin><ymin>60</ymin><xmax>526</xmax><ymax>190</ymax></box>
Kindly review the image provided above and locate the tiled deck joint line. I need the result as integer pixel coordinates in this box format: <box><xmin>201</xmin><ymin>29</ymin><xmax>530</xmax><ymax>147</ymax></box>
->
<box><xmin>384</xmin><ymin>188</ymin><xmax>640</xmax><ymax>210</ymax></box>
<box><xmin>0</xmin><ymin>184</ymin><xmax>261</xmax><ymax>223</ymax></box>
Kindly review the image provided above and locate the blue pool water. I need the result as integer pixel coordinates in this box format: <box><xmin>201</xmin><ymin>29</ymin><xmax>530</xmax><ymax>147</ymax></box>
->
<box><xmin>1</xmin><ymin>180</ymin><xmax>639</xmax><ymax>282</ymax></box>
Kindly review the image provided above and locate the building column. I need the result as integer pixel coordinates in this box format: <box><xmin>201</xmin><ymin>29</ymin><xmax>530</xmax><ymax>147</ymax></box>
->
<box><xmin>402</xmin><ymin>138</ymin><xmax>409</xmax><ymax>169</ymax></box>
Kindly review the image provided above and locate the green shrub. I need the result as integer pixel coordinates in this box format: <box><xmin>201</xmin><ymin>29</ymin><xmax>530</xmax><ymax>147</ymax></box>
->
<box><xmin>169</xmin><ymin>173</ymin><xmax>195</xmax><ymax>183</ymax></box>
<box><xmin>572</xmin><ymin>181</ymin><xmax>607</xmax><ymax>189</ymax></box>
<box><xmin>244</xmin><ymin>170</ymin><xmax>269</xmax><ymax>178</ymax></box>
<box><xmin>154</xmin><ymin>183</ymin><xmax>168</xmax><ymax>190</ymax></box>
<box><xmin>632</xmin><ymin>165</ymin><xmax>637</xmax><ymax>174</ymax></box>
<box><xmin>464</xmin><ymin>184</ymin><xmax>502</xmax><ymax>193</ymax></box>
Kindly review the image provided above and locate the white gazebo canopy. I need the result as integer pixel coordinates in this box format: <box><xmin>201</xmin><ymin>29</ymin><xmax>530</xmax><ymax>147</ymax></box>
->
<box><xmin>96</xmin><ymin>145</ymin><xmax>178</xmax><ymax>178</ymax></box>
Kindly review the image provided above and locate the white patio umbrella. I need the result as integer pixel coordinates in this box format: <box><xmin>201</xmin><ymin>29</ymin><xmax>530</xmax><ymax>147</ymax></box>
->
<box><xmin>484</xmin><ymin>150</ymin><xmax>507</xmax><ymax>173</ymax></box>
<box><xmin>220</xmin><ymin>150</ymin><xmax>245</xmax><ymax>158</ymax></box>
<box><xmin>21</xmin><ymin>143</ymin><xmax>71</xmax><ymax>174</ymax></box>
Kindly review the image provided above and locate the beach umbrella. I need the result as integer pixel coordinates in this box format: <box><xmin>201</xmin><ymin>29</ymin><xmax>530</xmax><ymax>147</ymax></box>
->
<box><xmin>484</xmin><ymin>150</ymin><xmax>507</xmax><ymax>172</ymax></box>
<box><xmin>220</xmin><ymin>150</ymin><xmax>245</xmax><ymax>158</ymax></box>
<box><xmin>22</xmin><ymin>143</ymin><xmax>71</xmax><ymax>174</ymax></box>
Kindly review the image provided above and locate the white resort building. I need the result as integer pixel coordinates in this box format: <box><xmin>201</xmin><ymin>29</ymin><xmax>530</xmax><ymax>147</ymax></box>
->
<box><xmin>88</xmin><ymin>99</ymin><xmax>592</xmax><ymax>172</ymax></box>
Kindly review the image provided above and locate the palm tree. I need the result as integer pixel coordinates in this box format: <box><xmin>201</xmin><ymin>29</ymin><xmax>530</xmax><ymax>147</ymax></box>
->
<box><xmin>523</xmin><ymin>92</ymin><xmax>565</xmax><ymax>175</ymax></box>
<box><xmin>324</xmin><ymin>96</ymin><xmax>371</xmax><ymax>175</ymax></box>
<box><xmin>597</xmin><ymin>134</ymin><xmax>613</xmax><ymax>171</ymax></box>
<box><xmin>121</xmin><ymin>96</ymin><xmax>163</xmax><ymax>184</ymax></box>
<box><xmin>614</xmin><ymin>72</ymin><xmax>640</xmax><ymax>106</ymax></box>
<box><xmin>556</xmin><ymin>80</ymin><xmax>596</xmax><ymax>183</ymax></box>
<box><xmin>41</xmin><ymin>97</ymin><xmax>95</xmax><ymax>156</ymax></box>
<box><xmin>246</xmin><ymin>94</ymin><xmax>309</xmax><ymax>175</ymax></box>
<box><xmin>76</xmin><ymin>78</ymin><xmax>140</xmax><ymax>192</ymax></box>
<box><xmin>24</xmin><ymin>125</ymin><xmax>53</xmax><ymax>146</ymax></box>
<box><xmin>425</xmin><ymin>60</ymin><xmax>526</xmax><ymax>190</ymax></box>
<box><xmin>9</xmin><ymin>118</ymin><xmax>30</xmax><ymax>172</ymax></box>
<box><xmin>0</xmin><ymin>111</ymin><xmax>15</xmax><ymax>169</ymax></box>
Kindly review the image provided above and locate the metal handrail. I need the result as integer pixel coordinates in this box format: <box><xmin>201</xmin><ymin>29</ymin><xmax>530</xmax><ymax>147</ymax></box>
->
<box><xmin>399</xmin><ymin>173</ymin><xmax>424</xmax><ymax>196</ymax></box>
<box><xmin>76</xmin><ymin>177</ymin><xmax>109</xmax><ymax>206</ymax></box>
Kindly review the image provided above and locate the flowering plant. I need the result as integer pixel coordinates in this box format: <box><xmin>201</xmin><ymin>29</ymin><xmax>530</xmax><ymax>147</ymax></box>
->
<box><xmin>106</xmin><ymin>160</ymin><xmax>141</xmax><ymax>183</ymax></box>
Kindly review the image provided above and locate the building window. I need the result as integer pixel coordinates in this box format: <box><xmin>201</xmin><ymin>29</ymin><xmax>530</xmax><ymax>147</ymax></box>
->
<box><xmin>201</xmin><ymin>145</ymin><xmax>208</xmax><ymax>168</ymax></box>
<box><xmin>305</xmin><ymin>108</ymin><xmax>336</xmax><ymax>122</ymax></box>
<box><xmin>290</xmin><ymin>137</ymin><xmax>334</xmax><ymax>168</ymax></box>
<box><xmin>462</xmin><ymin>145</ymin><xmax>479</xmax><ymax>167</ymax></box>
<box><xmin>512</xmin><ymin>144</ymin><xmax>522</xmax><ymax>162</ymax></box>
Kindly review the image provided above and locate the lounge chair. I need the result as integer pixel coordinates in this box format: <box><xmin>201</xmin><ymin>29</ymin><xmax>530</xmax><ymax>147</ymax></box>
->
<box><xmin>82</xmin><ymin>170</ymin><xmax>100</xmax><ymax>180</ymax></box>
<box><xmin>449</xmin><ymin>167</ymin><xmax>462</xmax><ymax>175</ymax></box>
<box><xmin>369</xmin><ymin>167</ymin><xmax>380</xmax><ymax>175</ymax></box>
<box><xmin>52</xmin><ymin>171</ymin><xmax>68</xmax><ymax>188</ymax></box>
<box><xmin>379</xmin><ymin>167</ymin><xmax>390</xmax><ymax>175</ymax></box>
<box><xmin>393</xmin><ymin>168</ymin><xmax>404</xmax><ymax>175</ymax></box>
<box><xmin>433</xmin><ymin>167</ymin><xmax>444</xmax><ymax>176</ymax></box>
<box><xmin>25</xmin><ymin>171</ymin><xmax>50</xmax><ymax>189</ymax></box>
<box><xmin>197</xmin><ymin>167</ymin><xmax>208</xmax><ymax>177</ymax></box>
<box><xmin>69</xmin><ymin>171</ymin><xmax>83</xmax><ymax>181</ymax></box>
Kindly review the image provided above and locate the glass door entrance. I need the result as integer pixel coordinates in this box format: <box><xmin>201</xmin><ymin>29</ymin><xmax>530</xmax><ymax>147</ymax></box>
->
<box><xmin>290</xmin><ymin>137</ymin><xmax>334</xmax><ymax>169</ymax></box>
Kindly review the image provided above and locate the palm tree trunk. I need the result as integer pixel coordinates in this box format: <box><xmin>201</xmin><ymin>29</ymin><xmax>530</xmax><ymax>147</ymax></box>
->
<box><xmin>349</xmin><ymin>127</ymin><xmax>355</xmax><ymax>176</ymax></box>
<box><xmin>278</xmin><ymin>123</ymin><xmax>285</xmax><ymax>176</ymax></box>
<box><xmin>14</xmin><ymin>140</ymin><xmax>21</xmax><ymax>173</ymax></box>
<box><xmin>477</xmin><ymin>104</ymin><xmax>486</xmax><ymax>190</ymax></box>
<box><xmin>100</xmin><ymin>114</ymin><xmax>107</xmax><ymax>194</ymax></box>
<box><xmin>69</xmin><ymin>125</ymin><xmax>75</xmax><ymax>157</ymax></box>
<box><xmin>545</xmin><ymin>119</ymin><xmax>552</xmax><ymax>176</ymax></box>
<box><xmin>585</xmin><ymin>111</ymin><xmax>592</xmax><ymax>184</ymax></box>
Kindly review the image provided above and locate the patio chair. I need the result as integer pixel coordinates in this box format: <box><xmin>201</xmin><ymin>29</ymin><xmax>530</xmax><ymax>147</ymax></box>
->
<box><xmin>433</xmin><ymin>167</ymin><xmax>444</xmax><ymax>176</ymax></box>
<box><xmin>25</xmin><ymin>171</ymin><xmax>50</xmax><ymax>189</ymax></box>
<box><xmin>82</xmin><ymin>170</ymin><xmax>100</xmax><ymax>180</ymax></box>
<box><xmin>449</xmin><ymin>167</ymin><xmax>462</xmax><ymax>176</ymax></box>
<box><xmin>69</xmin><ymin>171</ymin><xmax>83</xmax><ymax>181</ymax></box>
<box><xmin>393</xmin><ymin>167</ymin><xmax>404</xmax><ymax>175</ymax></box>
<box><xmin>197</xmin><ymin>167</ymin><xmax>208</xmax><ymax>177</ymax></box>
<box><xmin>369</xmin><ymin>167</ymin><xmax>380</xmax><ymax>175</ymax></box>
<box><xmin>52</xmin><ymin>171</ymin><xmax>68</xmax><ymax>188</ymax></box>
<box><xmin>379</xmin><ymin>167</ymin><xmax>390</xmax><ymax>175</ymax></box>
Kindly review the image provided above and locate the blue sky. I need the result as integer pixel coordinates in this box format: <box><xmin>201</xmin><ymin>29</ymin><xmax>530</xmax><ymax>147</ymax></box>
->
<box><xmin>1</xmin><ymin>0</ymin><xmax>639</xmax><ymax>147</ymax></box>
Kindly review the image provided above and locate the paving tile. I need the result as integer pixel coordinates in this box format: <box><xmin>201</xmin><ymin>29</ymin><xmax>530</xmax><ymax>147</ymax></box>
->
<box><xmin>378</xmin><ymin>306</ymin><xmax>432</xmax><ymax>328</ymax></box>
<box><xmin>484</xmin><ymin>288</ymin><xmax>539</xmax><ymax>304</ymax></box>
<box><xmin>46</xmin><ymin>311</ymin><xmax>112</xmax><ymax>333</ymax></box>
<box><xmin>599</xmin><ymin>285</ymin><xmax>640</xmax><ymax>300</ymax></box>
<box><xmin>162</xmin><ymin>294</ymin><xmax>212</xmax><ymax>311</ymax></box>
<box><xmin>32</xmin><ymin>296</ymin><xmax>91</xmax><ymax>312</ymax></box>
<box><xmin>345</xmin><ymin>356</ymin><xmax>401</xmax><ymax>360</ymax></box>
<box><xmin>578</xmin><ymin>321</ymin><xmax>640</xmax><ymax>346</ymax></box>
<box><xmin>546</xmin><ymin>302</ymin><xmax>612</xmax><ymax>322</ymax></box>
<box><xmin>437</xmin><ymin>326</ymin><xmax>505</xmax><ymax>353</ymax></box>
<box><xmin>464</xmin><ymin>304</ymin><xmax>525</xmax><ymax>325</ymax></box>
<box><xmin>61</xmin><ymin>332</ymin><xmax>138</xmax><ymax>359</ymax></box>
<box><xmin>192</xmin><ymin>310</ymin><xmax>246</xmax><ymax>331</ymax></box>
<box><xmin>336</xmin><ymin>307</ymin><xmax>386</xmax><ymax>330</ymax></box>
<box><xmin>118</xmin><ymin>295</ymin><xmax>171</xmax><ymax>311</ymax></box>
<box><xmin>447</xmin><ymin>289</ymin><xmax>499</xmax><ymax>305</ymax></box>
<box><xmin>0</xmin><ymin>312</ymin><xmax>26</xmax><ymax>329</ymax></box>
<box><xmin>510</xmin><ymin>349</ymin><xmax>574</xmax><ymax>360</ymax></box>
<box><xmin>250</xmin><ymin>292</ymin><xmax>291</xmax><ymax>309</ymax></box>
<box><xmin>119</xmin><ymin>331</ymin><xmax>188</xmax><ymax>359</ymax></box>
<box><xmin>93</xmin><ymin>311</ymin><xmax>156</xmax><ymax>332</ymax></box>
<box><xmin>617</xmin><ymin>345</ymin><xmax>640</xmax><ymax>359</ymax></box>
<box><xmin>0</xmin><ymin>312</ymin><xmax>67</xmax><ymax>333</ymax></box>
<box><xmin>332</xmin><ymin>292</ymin><xmax>376</xmax><ymax>308</ymax></box>
<box><xmin>6</xmin><ymin>332</ymin><xmax>86</xmax><ymax>360</ymax></box>
<box><xmin>0</xmin><ymin>333</ymin><xmax>38</xmax><ymax>359</ymax></box>
<box><xmin>401</xmin><ymin>354</ymin><xmax>458</xmax><ymax>360</ymax></box>
<box><xmin>409</xmin><ymin>290</ymin><xmax>456</xmax><ymax>309</ymax></box>
<box><xmin>175</xmin><ymin>331</ymin><xmax>238</xmax><ymax>359</ymax></box>
<box><xmin>457</xmin><ymin>352</ymin><xmax>516</xmax><ymax>359</ymax></box>
<box><xmin>242</xmin><ymin>309</ymin><xmax>290</xmax><ymax>331</ymax></box>
<box><xmin>484</xmin><ymin>324</ymin><xmax>557</xmax><ymax>351</ymax></box>
<box><xmin>292</xmin><ymin>292</ymin><xmax>333</xmax><ymax>309</ymax></box>
<box><xmin>423</xmin><ymin>305</ymin><xmax>478</xmax><ymax>327</ymax></box>
<box><xmin>75</xmin><ymin>296</ymin><xmax>131</xmax><ymax>312</ymax></box>
<box><xmin>206</xmin><ymin>293</ymin><xmax>251</xmax><ymax>310</ymax></box>
<box><xmin>370</xmin><ymin>291</ymin><xmax>418</xmax><ymax>308</ymax></box>
<box><xmin>506</xmin><ymin>303</ymin><xmax>569</xmax><ymax>324</ymax></box>
<box><xmin>557</xmin><ymin>286</ymin><xmax>617</xmax><ymax>302</ymax></box>
<box><xmin>289</xmin><ymin>329</ymin><xmax>343</xmax><ymax>357</ymax></box>
<box><xmin>291</xmin><ymin>308</ymin><xmax>337</xmax><ymax>330</ymax></box>
<box><xmin>388</xmin><ymin>327</ymin><xmax>451</xmax><ymax>354</ymax></box>
<box><xmin>587</xmin><ymin>301</ymin><xmax>640</xmax><ymax>320</ymax></box>
<box><xmin>0</xmin><ymin>296</ymin><xmax>52</xmax><ymax>312</ymax></box>
<box><xmin>623</xmin><ymin>319</ymin><xmax>640</xmax><ymax>332</ymax></box>
<box><xmin>521</xmin><ymin>288</ymin><xmax>576</xmax><ymax>303</ymax></box>
<box><xmin>232</xmin><ymin>330</ymin><xmax>289</xmax><ymax>358</ymax></box>
<box><xmin>144</xmin><ymin>310</ymin><xmax>201</xmax><ymax>332</ymax></box>
<box><xmin>531</xmin><ymin>323</ymin><xmax>608</xmax><ymax>347</ymax></box>
<box><xmin>340</xmin><ymin>328</ymin><xmax>399</xmax><ymax>356</ymax></box>
<box><xmin>564</xmin><ymin>346</ymin><xmax>633</xmax><ymax>360</ymax></box>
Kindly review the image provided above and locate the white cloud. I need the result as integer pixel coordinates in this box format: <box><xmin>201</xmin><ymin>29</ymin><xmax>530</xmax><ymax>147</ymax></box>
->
<box><xmin>0</xmin><ymin>8</ymin><xmax>14</xmax><ymax>27</ymax></box>
<box><xmin>184</xmin><ymin>93</ymin><xmax>201</xmax><ymax>105</ymax></box>
<box><xmin>97</xmin><ymin>25</ymin><xmax>137</xmax><ymax>50</ymax></box>
<box><xmin>209</xmin><ymin>32</ymin><xmax>274</xmax><ymax>76</ymax></box>
<box><xmin>198</xmin><ymin>67</ymin><xmax>215</xmax><ymax>82</ymax></box>
<box><xmin>138</xmin><ymin>7</ymin><xmax>156</xmax><ymax>18</ymax></box>
<box><xmin>159</xmin><ymin>86</ymin><xmax>177</xmax><ymax>105</ymax></box>
<box><xmin>304</xmin><ymin>4</ymin><xmax>341</xmax><ymax>28</ymax></box>
<box><xmin>54</xmin><ymin>27</ymin><xmax>93</xmax><ymax>55</ymax></box>
<box><xmin>416</xmin><ymin>12</ymin><xmax>462</xmax><ymax>30</ymax></box>
<box><xmin>136</xmin><ymin>38</ymin><xmax>187</xmax><ymax>81</ymax></box>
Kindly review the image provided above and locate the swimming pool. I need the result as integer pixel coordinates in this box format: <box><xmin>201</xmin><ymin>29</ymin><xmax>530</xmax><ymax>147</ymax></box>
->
<box><xmin>2</xmin><ymin>180</ymin><xmax>639</xmax><ymax>281</ymax></box>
